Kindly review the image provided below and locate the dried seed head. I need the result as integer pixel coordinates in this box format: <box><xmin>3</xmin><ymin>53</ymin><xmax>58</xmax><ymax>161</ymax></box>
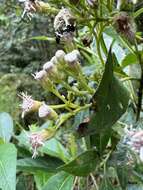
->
<box><xmin>113</xmin><ymin>12</ymin><xmax>136</xmax><ymax>43</ymax></box>
<box><xmin>54</xmin><ymin>8</ymin><xmax>75</xmax><ymax>32</ymax></box>
<box><xmin>19</xmin><ymin>92</ymin><xmax>41</xmax><ymax>118</ymax></box>
<box><xmin>38</xmin><ymin>103</ymin><xmax>58</xmax><ymax>120</ymax></box>
<box><xmin>54</xmin><ymin>8</ymin><xmax>76</xmax><ymax>43</ymax></box>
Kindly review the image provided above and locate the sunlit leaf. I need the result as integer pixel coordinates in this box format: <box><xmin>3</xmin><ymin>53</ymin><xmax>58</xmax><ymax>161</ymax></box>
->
<box><xmin>42</xmin><ymin>172</ymin><xmax>74</xmax><ymax>190</ymax></box>
<box><xmin>0</xmin><ymin>143</ymin><xmax>17</xmax><ymax>190</ymax></box>
<box><xmin>0</xmin><ymin>112</ymin><xmax>13</xmax><ymax>142</ymax></box>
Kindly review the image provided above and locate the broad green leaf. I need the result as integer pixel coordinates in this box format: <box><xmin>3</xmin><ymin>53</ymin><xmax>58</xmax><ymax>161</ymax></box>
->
<box><xmin>40</xmin><ymin>138</ymin><xmax>70</xmax><ymax>162</ymax></box>
<box><xmin>90</xmin><ymin>129</ymin><xmax>112</xmax><ymax>154</ymax></box>
<box><xmin>0</xmin><ymin>112</ymin><xmax>13</xmax><ymax>142</ymax></box>
<box><xmin>0</xmin><ymin>143</ymin><xmax>17</xmax><ymax>190</ymax></box>
<box><xmin>121</xmin><ymin>53</ymin><xmax>138</xmax><ymax>68</ymax></box>
<box><xmin>34</xmin><ymin>171</ymin><xmax>53</xmax><ymax>190</ymax></box>
<box><xmin>17</xmin><ymin>157</ymin><xmax>64</xmax><ymax>173</ymax></box>
<box><xmin>42</xmin><ymin>171</ymin><xmax>74</xmax><ymax>190</ymax></box>
<box><xmin>58</xmin><ymin>149</ymin><xmax>98</xmax><ymax>176</ymax></box>
<box><xmin>77</xmin><ymin>48</ymin><xmax>129</xmax><ymax>137</ymax></box>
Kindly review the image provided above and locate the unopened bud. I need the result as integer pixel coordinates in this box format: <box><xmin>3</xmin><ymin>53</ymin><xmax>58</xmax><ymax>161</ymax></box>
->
<box><xmin>33</xmin><ymin>70</ymin><xmax>47</xmax><ymax>81</ymax></box>
<box><xmin>38</xmin><ymin>103</ymin><xmax>58</xmax><ymax>120</ymax></box>
<box><xmin>32</xmin><ymin>70</ymin><xmax>53</xmax><ymax>90</ymax></box>
<box><xmin>64</xmin><ymin>50</ymin><xmax>80</xmax><ymax>65</ymax></box>
<box><xmin>55</xmin><ymin>50</ymin><xmax>66</xmax><ymax>64</ymax></box>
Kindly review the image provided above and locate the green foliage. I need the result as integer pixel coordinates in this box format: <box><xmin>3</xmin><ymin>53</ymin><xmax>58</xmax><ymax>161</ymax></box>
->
<box><xmin>0</xmin><ymin>112</ymin><xmax>13</xmax><ymax>142</ymax></box>
<box><xmin>0</xmin><ymin>143</ymin><xmax>17</xmax><ymax>190</ymax></box>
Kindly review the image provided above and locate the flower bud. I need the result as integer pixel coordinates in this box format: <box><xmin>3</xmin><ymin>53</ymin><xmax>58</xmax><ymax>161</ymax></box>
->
<box><xmin>55</xmin><ymin>50</ymin><xmax>66</xmax><ymax>64</ymax></box>
<box><xmin>33</xmin><ymin>70</ymin><xmax>47</xmax><ymax>80</ymax></box>
<box><xmin>64</xmin><ymin>50</ymin><xmax>82</xmax><ymax>75</ymax></box>
<box><xmin>38</xmin><ymin>103</ymin><xmax>58</xmax><ymax>120</ymax></box>
<box><xmin>43</xmin><ymin>61</ymin><xmax>62</xmax><ymax>82</ymax></box>
<box><xmin>19</xmin><ymin>92</ymin><xmax>42</xmax><ymax>118</ymax></box>
<box><xmin>32</xmin><ymin>70</ymin><xmax>53</xmax><ymax>89</ymax></box>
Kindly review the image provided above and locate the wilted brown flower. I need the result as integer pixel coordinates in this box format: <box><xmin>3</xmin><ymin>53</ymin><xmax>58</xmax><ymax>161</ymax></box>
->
<box><xmin>113</xmin><ymin>12</ymin><xmax>136</xmax><ymax>43</ymax></box>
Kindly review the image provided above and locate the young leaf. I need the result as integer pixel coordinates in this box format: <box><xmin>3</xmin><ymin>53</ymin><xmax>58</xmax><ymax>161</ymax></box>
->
<box><xmin>58</xmin><ymin>149</ymin><xmax>99</xmax><ymax>176</ymax></box>
<box><xmin>42</xmin><ymin>171</ymin><xmax>74</xmax><ymax>190</ymax></box>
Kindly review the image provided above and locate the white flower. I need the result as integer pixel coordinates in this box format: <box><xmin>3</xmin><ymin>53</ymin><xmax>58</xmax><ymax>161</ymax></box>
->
<box><xmin>29</xmin><ymin>132</ymin><xmax>45</xmax><ymax>158</ymax></box>
<box><xmin>19</xmin><ymin>92</ymin><xmax>35</xmax><ymax>118</ymax></box>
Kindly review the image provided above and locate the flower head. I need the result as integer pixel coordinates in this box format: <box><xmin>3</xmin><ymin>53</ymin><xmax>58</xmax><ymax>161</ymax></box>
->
<box><xmin>28</xmin><ymin>128</ymin><xmax>56</xmax><ymax>158</ymax></box>
<box><xmin>29</xmin><ymin>132</ymin><xmax>44</xmax><ymax>158</ymax></box>
<box><xmin>19</xmin><ymin>92</ymin><xmax>41</xmax><ymax>118</ymax></box>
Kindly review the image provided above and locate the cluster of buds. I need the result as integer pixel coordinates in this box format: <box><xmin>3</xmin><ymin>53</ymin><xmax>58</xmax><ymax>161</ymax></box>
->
<box><xmin>123</xmin><ymin>126</ymin><xmax>143</xmax><ymax>162</ymax></box>
<box><xmin>54</xmin><ymin>8</ymin><xmax>76</xmax><ymax>43</ymax></box>
<box><xmin>113</xmin><ymin>12</ymin><xmax>136</xmax><ymax>43</ymax></box>
<box><xmin>33</xmin><ymin>49</ymin><xmax>84</xmax><ymax>90</ymax></box>
<box><xmin>18</xmin><ymin>0</ymin><xmax>57</xmax><ymax>20</ymax></box>
<box><xmin>28</xmin><ymin>128</ymin><xmax>56</xmax><ymax>158</ymax></box>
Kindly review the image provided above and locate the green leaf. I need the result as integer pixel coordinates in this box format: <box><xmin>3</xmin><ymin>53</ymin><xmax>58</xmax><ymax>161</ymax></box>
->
<box><xmin>40</xmin><ymin>138</ymin><xmax>70</xmax><ymax>162</ymax></box>
<box><xmin>121</xmin><ymin>53</ymin><xmax>138</xmax><ymax>68</ymax></box>
<box><xmin>77</xmin><ymin>48</ymin><xmax>129</xmax><ymax>137</ymax></box>
<box><xmin>58</xmin><ymin>149</ymin><xmax>98</xmax><ymax>176</ymax></box>
<box><xmin>0</xmin><ymin>112</ymin><xmax>13</xmax><ymax>142</ymax></box>
<box><xmin>90</xmin><ymin>130</ymin><xmax>112</xmax><ymax>154</ymax></box>
<box><xmin>34</xmin><ymin>171</ymin><xmax>53</xmax><ymax>190</ymax></box>
<box><xmin>0</xmin><ymin>143</ymin><xmax>17</xmax><ymax>190</ymax></box>
<box><xmin>17</xmin><ymin>157</ymin><xmax>64</xmax><ymax>173</ymax></box>
<box><xmin>42</xmin><ymin>172</ymin><xmax>74</xmax><ymax>190</ymax></box>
